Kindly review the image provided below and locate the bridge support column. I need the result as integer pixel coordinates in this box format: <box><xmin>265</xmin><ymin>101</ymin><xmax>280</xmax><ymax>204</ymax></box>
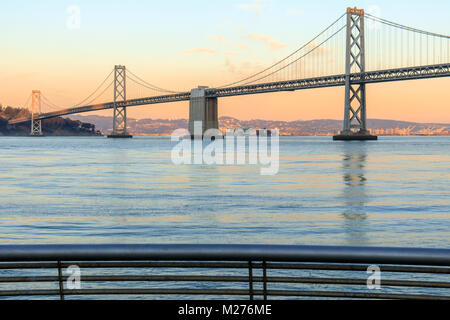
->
<box><xmin>189</xmin><ymin>86</ymin><xmax>218</xmax><ymax>139</ymax></box>
<box><xmin>334</xmin><ymin>7</ymin><xmax>377</xmax><ymax>141</ymax></box>
<box><xmin>30</xmin><ymin>90</ymin><xmax>42</xmax><ymax>136</ymax></box>
<box><xmin>108</xmin><ymin>65</ymin><xmax>132</xmax><ymax>138</ymax></box>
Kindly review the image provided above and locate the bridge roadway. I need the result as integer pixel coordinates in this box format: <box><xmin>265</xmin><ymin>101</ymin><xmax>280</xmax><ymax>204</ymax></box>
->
<box><xmin>8</xmin><ymin>63</ymin><xmax>450</xmax><ymax>125</ymax></box>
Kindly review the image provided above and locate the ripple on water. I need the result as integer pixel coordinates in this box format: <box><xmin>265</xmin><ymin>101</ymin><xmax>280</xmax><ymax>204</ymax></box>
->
<box><xmin>0</xmin><ymin>136</ymin><xmax>448</xmax><ymax>247</ymax></box>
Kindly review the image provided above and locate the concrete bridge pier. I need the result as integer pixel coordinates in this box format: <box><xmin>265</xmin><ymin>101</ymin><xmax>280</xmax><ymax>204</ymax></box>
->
<box><xmin>189</xmin><ymin>86</ymin><xmax>218</xmax><ymax>139</ymax></box>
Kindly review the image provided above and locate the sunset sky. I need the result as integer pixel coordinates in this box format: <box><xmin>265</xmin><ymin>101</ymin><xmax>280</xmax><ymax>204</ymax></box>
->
<box><xmin>1</xmin><ymin>0</ymin><xmax>450</xmax><ymax>123</ymax></box>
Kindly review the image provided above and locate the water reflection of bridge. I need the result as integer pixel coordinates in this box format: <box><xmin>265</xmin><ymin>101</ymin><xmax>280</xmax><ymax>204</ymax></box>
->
<box><xmin>341</xmin><ymin>143</ymin><xmax>369</xmax><ymax>244</ymax></box>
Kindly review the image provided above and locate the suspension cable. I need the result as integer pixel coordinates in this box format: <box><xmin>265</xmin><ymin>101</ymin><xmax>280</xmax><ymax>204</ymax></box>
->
<box><xmin>75</xmin><ymin>80</ymin><xmax>114</xmax><ymax>107</ymax></box>
<box><xmin>365</xmin><ymin>13</ymin><xmax>450</xmax><ymax>39</ymax></box>
<box><xmin>239</xmin><ymin>25</ymin><xmax>346</xmax><ymax>86</ymax></box>
<box><xmin>71</xmin><ymin>69</ymin><xmax>115</xmax><ymax>107</ymax></box>
<box><xmin>127</xmin><ymin>76</ymin><xmax>160</xmax><ymax>93</ymax></box>
<box><xmin>216</xmin><ymin>12</ymin><xmax>347</xmax><ymax>88</ymax></box>
<box><xmin>22</xmin><ymin>93</ymin><xmax>32</xmax><ymax>110</ymax></box>
<box><xmin>41</xmin><ymin>95</ymin><xmax>63</xmax><ymax>110</ymax></box>
<box><xmin>33</xmin><ymin>70</ymin><xmax>115</xmax><ymax>112</ymax></box>
<box><xmin>126</xmin><ymin>69</ymin><xmax>180</xmax><ymax>94</ymax></box>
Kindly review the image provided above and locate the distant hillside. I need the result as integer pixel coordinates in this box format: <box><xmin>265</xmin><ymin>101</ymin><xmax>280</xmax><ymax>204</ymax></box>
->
<box><xmin>0</xmin><ymin>105</ymin><xmax>102</xmax><ymax>136</ymax></box>
<box><xmin>68</xmin><ymin>115</ymin><xmax>187</xmax><ymax>135</ymax></box>
<box><xmin>68</xmin><ymin>115</ymin><xmax>450</xmax><ymax>136</ymax></box>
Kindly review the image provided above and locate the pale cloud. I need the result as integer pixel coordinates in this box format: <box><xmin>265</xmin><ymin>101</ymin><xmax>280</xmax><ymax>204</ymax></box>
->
<box><xmin>224</xmin><ymin>58</ymin><xmax>264</xmax><ymax>77</ymax></box>
<box><xmin>224</xmin><ymin>51</ymin><xmax>241</xmax><ymax>56</ymax></box>
<box><xmin>286</xmin><ymin>9</ymin><xmax>302</xmax><ymax>16</ymax></box>
<box><xmin>181</xmin><ymin>48</ymin><xmax>218</xmax><ymax>55</ymax></box>
<box><xmin>237</xmin><ymin>0</ymin><xmax>265</xmax><ymax>15</ymax></box>
<box><xmin>238</xmin><ymin>43</ymin><xmax>250</xmax><ymax>50</ymax></box>
<box><xmin>206</xmin><ymin>35</ymin><xmax>251</xmax><ymax>53</ymax></box>
<box><xmin>217</xmin><ymin>20</ymin><xmax>232</xmax><ymax>27</ymax></box>
<box><xmin>208</xmin><ymin>35</ymin><xmax>231</xmax><ymax>45</ymax></box>
<box><xmin>306</xmin><ymin>42</ymin><xmax>330</xmax><ymax>55</ymax></box>
<box><xmin>246</xmin><ymin>33</ymin><xmax>288</xmax><ymax>50</ymax></box>
<box><xmin>225</xmin><ymin>58</ymin><xmax>238</xmax><ymax>74</ymax></box>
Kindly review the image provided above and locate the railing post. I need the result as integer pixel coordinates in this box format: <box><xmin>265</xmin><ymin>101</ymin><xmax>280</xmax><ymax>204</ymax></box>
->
<box><xmin>262</xmin><ymin>261</ymin><xmax>268</xmax><ymax>301</ymax></box>
<box><xmin>57</xmin><ymin>261</ymin><xmax>64</xmax><ymax>300</ymax></box>
<box><xmin>0</xmin><ymin>245</ymin><xmax>448</xmax><ymax>299</ymax></box>
<box><xmin>248</xmin><ymin>261</ymin><xmax>254</xmax><ymax>300</ymax></box>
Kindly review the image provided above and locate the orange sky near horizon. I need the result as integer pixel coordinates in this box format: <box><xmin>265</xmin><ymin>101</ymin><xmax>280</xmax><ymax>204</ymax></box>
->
<box><xmin>1</xmin><ymin>1</ymin><xmax>449</xmax><ymax>124</ymax></box>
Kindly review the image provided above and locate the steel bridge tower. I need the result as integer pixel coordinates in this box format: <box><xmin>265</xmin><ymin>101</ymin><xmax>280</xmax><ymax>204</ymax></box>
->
<box><xmin>334</xmin><ymin>7</ymin><xmax>377</xmax><ymax>141</ymax></box>
<box><xmin>108</xmin><ymin>65</ymin><xmax>132</xmax><ymax>138</ymax></box>
<box><xmin>30</xmin><ymin>90</ymin><xmax>42</xmax><ymax>136</ymax></box>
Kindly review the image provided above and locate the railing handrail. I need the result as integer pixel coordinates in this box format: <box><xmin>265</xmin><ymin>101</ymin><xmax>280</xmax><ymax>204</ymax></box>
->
<box><xmin>0</xmin><ymin>244</ymin><xmax>449</xmax><ymax>266</ymax></box>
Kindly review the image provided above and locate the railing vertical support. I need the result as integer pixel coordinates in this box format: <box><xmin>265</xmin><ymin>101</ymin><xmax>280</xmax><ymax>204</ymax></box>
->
<box><xmin>248</xmin><ymin>261</ymin><xmax>254</xmax><ymax>300</ymax></box>
<box><xmin>262</xmin><ymin>261</ymin><xmax>268</xmax><ymax>301</ymax></box>
<box><xmin>57</xmin><ymin>261</ymin><xmax>64</xmax><ymax>300</ymax></box>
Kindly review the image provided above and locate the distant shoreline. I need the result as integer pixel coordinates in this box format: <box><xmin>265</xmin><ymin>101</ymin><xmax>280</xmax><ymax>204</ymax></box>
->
<box><xmin>68</xmin><ymin>115</ymin><xmax>450</xmax><ymax>137</ymax></box>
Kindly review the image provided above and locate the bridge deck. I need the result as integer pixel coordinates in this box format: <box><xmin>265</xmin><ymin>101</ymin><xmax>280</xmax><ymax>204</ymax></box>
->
<box><xmin>8</xmin><ymin>63</ymin><xmax>450</xmax><ymax>125</ymax></box>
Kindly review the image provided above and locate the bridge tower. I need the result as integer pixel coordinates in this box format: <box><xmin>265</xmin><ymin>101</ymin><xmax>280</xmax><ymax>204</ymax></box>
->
<box><xmin>30</xmin><ymin>90</ymin><xmax>42</xmax><ymax>136</ymax></box>
<box><xmin>107</xmin><ymin>65</ymin><xmax>132</xmax><ymax>138</ymax></box>
<box><xmin>334</xmin><ymin>7</ymin><xmax>377</xmax><ymax>141</ymax></box>
<box><xmin>189</xmin><ymin>86</ymin><xmax>218</xmax><ymax>139</ymax></box>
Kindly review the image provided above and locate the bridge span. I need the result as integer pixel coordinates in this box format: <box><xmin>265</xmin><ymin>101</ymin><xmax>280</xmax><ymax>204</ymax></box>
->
<box><xmin>7</xmin><ymin>7</ymin><xmax>450</xmax><ymax>140</ymax></box>
<box><xmin>9</xmin><ymin>63</ymin><xmax>450</xmax><ymax>125</ymax></box>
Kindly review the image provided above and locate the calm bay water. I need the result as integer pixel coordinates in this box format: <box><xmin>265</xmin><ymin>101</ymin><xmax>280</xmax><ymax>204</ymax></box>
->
<box><xmin>0</xmin><ymin>136</ymin><xmax>449</xmax><ymax>248</ymax></box>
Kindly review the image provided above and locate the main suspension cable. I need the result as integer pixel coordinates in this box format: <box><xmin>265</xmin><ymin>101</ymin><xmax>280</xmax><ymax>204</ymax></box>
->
<box><xmin>216</xmin><ymin>12</ymin><xmax>347</xmax><ymax>88</ymax></box>
<box><xmin>126</xmin><ymin>69</ymin><xmax>180</xmax><ymax>94</ymax></box>
<box><xmin>239</xmin><ymin>25</ymin><xmax>346</xmax><ymax>86</ymax></box>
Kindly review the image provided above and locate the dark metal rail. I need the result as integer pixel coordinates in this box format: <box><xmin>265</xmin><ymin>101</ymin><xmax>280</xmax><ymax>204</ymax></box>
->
<box><xmin>0</xmin><ymin>244</ymin><xmax>449</xmax><ymax>300</ymax></box>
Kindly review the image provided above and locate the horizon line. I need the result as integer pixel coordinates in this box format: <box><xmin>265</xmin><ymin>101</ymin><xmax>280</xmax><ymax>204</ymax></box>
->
<box><xmin>66</xmin><ymin>115</ymin><xmax>450</xmax><ymax>125</ymax></box>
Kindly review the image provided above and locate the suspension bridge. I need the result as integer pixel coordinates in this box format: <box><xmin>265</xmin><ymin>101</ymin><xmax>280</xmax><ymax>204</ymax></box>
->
<box><xmin>7</xmin><ymin>7</ymin><xmax>450</xmax><ymax>140</ymax></box>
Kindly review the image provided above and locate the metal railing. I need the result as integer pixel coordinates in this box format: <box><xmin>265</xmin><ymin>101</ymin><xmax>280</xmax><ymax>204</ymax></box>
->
<box><xmin>0</xmin><ymin>244</ymin><xmax>449</xmax><ymax>300</ymax></box>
